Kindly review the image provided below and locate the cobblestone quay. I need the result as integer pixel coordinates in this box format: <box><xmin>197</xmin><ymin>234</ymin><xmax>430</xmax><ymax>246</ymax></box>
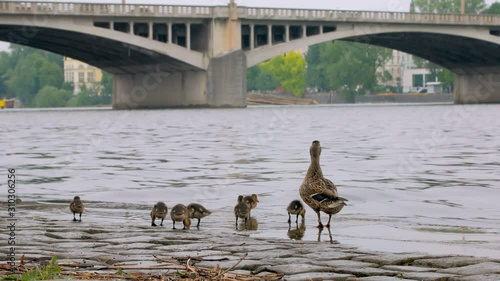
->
<box><xmin>1</xmin><ymin>201</ymin><xmax>499</xmax><ymax>280</ymax></box>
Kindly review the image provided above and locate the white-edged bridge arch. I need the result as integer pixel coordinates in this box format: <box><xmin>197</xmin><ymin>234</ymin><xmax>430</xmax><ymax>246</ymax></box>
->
<box><xmin>0</xmin><ymin>16</ymin><xmax>207</xmax><ymax>74</ymax></box>
<box><xmin>245</xmin><ymin>24</ymin><xmax>500</xmax><ymax>70</ymax></box>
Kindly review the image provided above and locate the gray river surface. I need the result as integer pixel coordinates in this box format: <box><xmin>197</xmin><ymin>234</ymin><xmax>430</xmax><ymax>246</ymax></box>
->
<box><xmin>2</xmin><ymin>103</ymin><xmax>500</xmax><ymax>258</ymax></box>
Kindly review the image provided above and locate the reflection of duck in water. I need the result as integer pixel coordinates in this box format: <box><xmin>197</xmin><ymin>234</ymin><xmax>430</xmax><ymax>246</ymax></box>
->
<box><xmin>287</xmin><ymin>200</ymin><xmax>306</xmax><ymax>224</ymax></box>
<box><xmin>287</xmin><ymin>222</ymin><xmax>306</xmax><ymax>240</ymax></box>
<box><xmin>187</xmin><ymin>203</ymin><xmax>211</xmax><ymax>229</ymax></box>
<box><xmin>234</xmin><ymin>195</ymin><xmax>251</xmax><ymax>228</ymax></box>
<box><xmin>170</xmin><ymin>204</ymin><xmax>191</xmax><ymax>230</ymax></box>
<box><xmin>237</xmin><ymin>217</ymin><xmax>258</xmax><ymax>231</ymax></box>
<box><xmin>299</xmin><ymin>140</ymin><xmax>348</xmax><ymax>228</ymax></box>
<box><xmin>317</xmin><ymin>227</ymin><xmax>338</xmax><ymax>244</ymax></box>
<box><xmin>150</xmin><ymin>201</ymin><xmax>168</xmax><ymax>226</ymax></box>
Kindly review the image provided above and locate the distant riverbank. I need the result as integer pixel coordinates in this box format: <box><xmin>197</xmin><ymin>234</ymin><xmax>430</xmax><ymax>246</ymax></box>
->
<box><xmin>249</xmin><ymin>92</ymin><xmax>453</xmax><ymax>105</ymax></box>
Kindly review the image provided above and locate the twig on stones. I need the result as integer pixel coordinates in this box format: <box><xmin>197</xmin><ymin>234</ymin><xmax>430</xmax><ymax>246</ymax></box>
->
<box><xmin>214</xmin><ymin>253</ymin><xmax>248</xmax><ymax>279</ymax></box>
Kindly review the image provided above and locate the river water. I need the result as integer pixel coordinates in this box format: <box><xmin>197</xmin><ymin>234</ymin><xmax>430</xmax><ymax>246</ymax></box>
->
<box><xmin>2</xmin><ymin>103</ymin><xmax>500</xmax><ymax>258</ymax></box>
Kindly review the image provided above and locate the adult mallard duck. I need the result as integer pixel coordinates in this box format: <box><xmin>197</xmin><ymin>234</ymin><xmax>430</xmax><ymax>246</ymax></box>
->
<box><xmin>150</xmin><ymin>201</ymin><xmax>168</xmax><ymax>227</ymax></box>
<box><xmin>187</xmin><ymin>203</ymin><xmax>211</xmax><ymax>228</ymax></box>
<box><xmin>70</xmin><ymin>196</ymin><xmax>84</xmax><ymax>222</ymax></box>
<box><xmin>170</xmin><ymin>204</ymin><xmax>191</xmax><ymax>230</ymax></box>
<box><xmin>299</xmin><ymin>140</ymin><xmax>348</xmax><ymax>228</ymax></box>
<box><xmin>287</xmin><ymin>200</ymin><xmax>306</xmax><ymax>224</ymax></box>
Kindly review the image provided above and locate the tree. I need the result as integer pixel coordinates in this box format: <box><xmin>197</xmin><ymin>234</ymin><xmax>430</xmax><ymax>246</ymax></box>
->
<box><xmin>32</xmin><ymin>86</ymin><xmax>71</xmax><ymax>107</ymax></box>
<box><xmin>305</xmin><ymin>44</ymin><xmax>327</xmax><ymax>91</ymax></box>
<box><xmin>260</xmin><ymin>52</ymin><xmax>306</xmax><ymax>97</ymax></box>
<box><xmin>100</xmin><ymin>71</ymin><xmax>113</xmax><ymax>97</ymax></box>
<box><xmin>483</xmin><ymin>2</ymin><xmax>500</xmax><ymax>14</ymax></box>
<box><xmin>312</xmin><ymin>41</ymin><xmax>391</xmax><ymax>101</ymax></box>
<box><xmin>438</xmin><ymin>69</ymin><xmax>455</xmax><ymax>92</ymax></box>
<box><xmin>412</xmin><ymin>0</ymin><xmax>487</xmax><ymax>13</ymax></box>
<box><xmin>246</xmin><ymin>65</ymin><xmax>278</xmax><ymax>92</ymax></box>
<box><xmin>2</xmin><ymin>45</ymin><xmax>64</xmax><ymax>106</ymax></box>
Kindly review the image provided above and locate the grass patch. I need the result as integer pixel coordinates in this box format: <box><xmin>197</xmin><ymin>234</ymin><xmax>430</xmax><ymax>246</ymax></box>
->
<box><xmin>5</xmin><ymin>256</ymin><xmax>60</xmax><ymax>281</ymax></box>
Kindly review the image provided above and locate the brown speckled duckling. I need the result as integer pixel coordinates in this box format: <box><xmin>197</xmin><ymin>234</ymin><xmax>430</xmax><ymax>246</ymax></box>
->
<box><xmin>287</xmin><ymin>200</ymin><xmax>306</xmax><ymax>224</ymax></box>
<box><xmin>187</xmin><ymin>203</ymin><xmax>211</xmax><ymax>229</ymax></box>
<box><xmin>242</xmin><ymin>194</ymin><xmax>259</xmax><ymax>209</ymax></box>
<box><xmin>150</xmin><ymin>201</ymin><xmax>168</xmax><ymax>227</ymax></box>
<box><xmin>234</xmin><ymin>201</ymin><xmax>251</xmax><ymax>227</ymax></box>
<box><xmin>234</xmin><ymin>195</ymin><xmax>252</xmax><ymax>227</ymax></box>
<box><xmin>170</xmin><ymin>204</ymin><xmax>191</xmax><ymax>230</ymax></box>
<box><xmin>70</xmin><ymin>196</ymin><xmax>84</xmax><ymax>222</ymax></box>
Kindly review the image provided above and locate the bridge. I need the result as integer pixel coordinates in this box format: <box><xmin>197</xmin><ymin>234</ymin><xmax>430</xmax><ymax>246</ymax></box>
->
<box><xmin>0</xmin><ymin>1</ymin><xmax>499</xmax><ymax>109</ymax></box>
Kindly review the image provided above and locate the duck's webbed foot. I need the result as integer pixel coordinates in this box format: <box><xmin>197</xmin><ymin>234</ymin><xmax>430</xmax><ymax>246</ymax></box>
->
<box><xmin>316</xmin><ymin>211</ymin><xmax>324</xmax><ymax>228</ymax></box>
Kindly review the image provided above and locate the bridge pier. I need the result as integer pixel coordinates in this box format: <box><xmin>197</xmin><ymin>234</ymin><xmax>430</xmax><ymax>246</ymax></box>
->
<box><xmin>454</xmin><ymin>67</ymin><xmax>500</xmax><ymax>104</ymax></box>
<box><xmin>112</xmin><ymin>50</ymin><xmax>247</xmax><ymax>109</ymax></box>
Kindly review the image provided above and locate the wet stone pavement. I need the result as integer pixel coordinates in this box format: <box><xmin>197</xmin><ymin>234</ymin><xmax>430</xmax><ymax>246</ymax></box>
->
<box><xmin>1</xmin><ymin>202</ymin><xmax>500</xmax><ymax>281</ymax></box>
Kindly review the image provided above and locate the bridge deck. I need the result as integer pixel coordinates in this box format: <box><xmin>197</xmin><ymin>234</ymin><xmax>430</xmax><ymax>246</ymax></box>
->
<box><xmin>0</xmin><ymin>1</ymin><xmax>499</xmax><ymax>26</ymax></box>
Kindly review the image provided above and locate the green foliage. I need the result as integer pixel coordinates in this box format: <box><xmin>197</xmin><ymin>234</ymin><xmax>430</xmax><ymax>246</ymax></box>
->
<box><xmin>438</xmin><ymin>69</ymin><xmax>455</xmax><ymax>91</ymax></box>
<box><xmin>101</xmin><ymin>71</ymin><xmax>113</xmax><ymax>97</ymax></box>
<box><xmin>305</xmin><ymin>44</ymin><xmax>327</xmax><ymax>91</ymax></box>
<box><xmin>1</xmin><ymin>45</ymin><xmax>65</xmax><ymax>106</ymax></box>
<box><xmin>5</xmin><ymin>256</ymin><xmax>61</xmax><ymax>281</ymax></box>
<box><xmin>32</xmin><ymin>86</ymin><xmax>72</xmax><ymax>107</ymax></box>
<box><xmin>308</xmin><ymin>41</ymin><xmax>392</xmax><ymax>101</ymax></box>
<box><xmin>483</xmin><ymin>2</ymin><xmax>500</xmax><ymax>14</ymax></box>
<box><xmin>412</xmin><ymin>0</ymin><xmax>487</xmax><ymax>13</ymax></box>
<box><xmin>246</xmin><ymin>65</ymin><xmax>278</xmax><ymax>91</ymax></box>
<box><xmin>0</xmin><ymin>43</ymin><xmax>113</xmax><ymax>107</ymax></box>
<box><xmin>260</xmin><ymin>52</ymin><xmax>306</xmax><ymax>97</ymax></box>
<box><xmin>66</xmin><ymin>84</ymin><xmax>109</xmax><ymax>107</ymax></box>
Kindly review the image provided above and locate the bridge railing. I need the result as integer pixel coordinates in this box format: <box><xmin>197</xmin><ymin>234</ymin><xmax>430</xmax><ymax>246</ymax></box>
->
<box><xmin>0</xmin><ymin>2</ymin><xmax>214</xmax><ymax>17</ymax></box>
<box><xmin>240</xmin><ymin>7</ymin><xmax>500</xmax><ymax>26</ymax></box>
<box><xmin>1</xmin><ymin>2</ymin><xmax>499</xmax><ymax>25</ymax></box>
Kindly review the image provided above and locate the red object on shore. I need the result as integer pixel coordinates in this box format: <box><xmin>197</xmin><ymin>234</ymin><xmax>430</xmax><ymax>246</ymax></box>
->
<box><xmin>5</xmin><ymin>99</ymin><xmax>15</xmax><ymax>108</ymax></box>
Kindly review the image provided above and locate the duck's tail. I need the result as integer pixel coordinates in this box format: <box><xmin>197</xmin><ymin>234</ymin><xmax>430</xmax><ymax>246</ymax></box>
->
<box><xmin>311</xmin><ymin>193</ymin><xmax>348</xmax><ymax>204</ymax></box>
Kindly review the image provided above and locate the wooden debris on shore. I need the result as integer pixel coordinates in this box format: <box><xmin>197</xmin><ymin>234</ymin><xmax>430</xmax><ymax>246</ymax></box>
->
<box><xmin>1</xmin><ymin>254</ymin><xmax>283</xmax><ymax>281</ymax></box>
<box><xmin>247</xmin><ymin>93</ymin><xmax>318</xmax><ymax>105</ymax></box>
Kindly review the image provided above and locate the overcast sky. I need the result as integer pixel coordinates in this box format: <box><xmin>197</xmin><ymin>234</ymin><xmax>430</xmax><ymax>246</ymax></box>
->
<box><xmin>0</xmin><ymin>0</ymin><xmax>498</xmax><ymax>51</ymax></box>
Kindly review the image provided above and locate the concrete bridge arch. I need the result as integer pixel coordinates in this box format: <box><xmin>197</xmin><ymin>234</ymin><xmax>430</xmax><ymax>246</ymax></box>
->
<box><xmin>0</xmin><ymin>19</ymin><xmax>207</xmax><ymax>74</ymax></box>
<box><xmin>244</xmin><ymin>23</ymin><xmax>500</xmax><ymax>104</ymax></box>
<box><xmin>246</xmin><ymin>24</ymin><xmax>500</xmax><ymax>70</ymax></box>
